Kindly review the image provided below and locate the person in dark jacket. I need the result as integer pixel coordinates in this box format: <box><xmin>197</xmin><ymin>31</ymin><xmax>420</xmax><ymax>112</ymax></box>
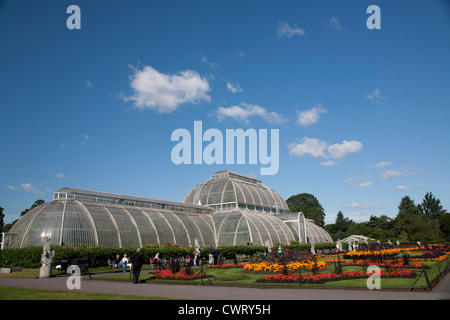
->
<box><xmin>213</xmin><ymin>247</ymin><xmax>220</xmax><ymax>265</ymax></box>
<box><xmin>131</xmin><ymin>248</ymin><xmax>144</xmax><ymax>284</ymax></box>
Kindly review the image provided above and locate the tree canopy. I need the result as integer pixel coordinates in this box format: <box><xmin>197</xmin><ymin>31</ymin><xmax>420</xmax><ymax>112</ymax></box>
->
<box><xmin>323</xmin><ymin>192</ymin><xmax>448</xmax><ymax>242</ymax></box>
<box><xmin>286</xmin><ymin>193</ymin><xmax>325</xmax><ymax>227</ymax></box>
<box><xmin>20</xmin><ymin>199</ymin><xmax>45</xmax><ymax>217</ymax></box>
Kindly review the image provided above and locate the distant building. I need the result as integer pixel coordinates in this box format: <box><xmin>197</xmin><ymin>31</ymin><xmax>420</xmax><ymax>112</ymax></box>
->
<box><xmin>7</xmin><ymin>171</ymin><xmax>332</xmax><ymax>248</ymax></box>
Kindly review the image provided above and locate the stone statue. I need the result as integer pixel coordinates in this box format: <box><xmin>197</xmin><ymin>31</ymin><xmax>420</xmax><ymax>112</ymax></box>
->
<box><xmin>347</xmin><ymin>241</ymin><xmax>353</xmax><ymax>251</ymax></box>
<box><xmin>40</xmin><ymin>235</ymin><xmax>55</xmax><ymax>278</ymax></box>
<box><xmin>194</xmin><ymin>237</ymin><xmax>200</xmax><ymax>250</ymax></box>
<box><xmin>337</xmin><ymin>239</ymin><xmax>342</xmax><ymax>252</ymax></box>
<box><xmin>265</xmin><ymin>240</ymin><xmax>273</xmax><ymax>253</ymax></box>
<box><xmin>310</xmin><ymin>242</ymin><xmax>316</xmax><ymax>255</ymax></box>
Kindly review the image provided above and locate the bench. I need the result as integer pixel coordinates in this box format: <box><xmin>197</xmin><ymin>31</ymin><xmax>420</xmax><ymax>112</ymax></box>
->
<box><xmin>107</xmin><ymin>258</ymin><xmax>118</xmax><ymax>273</ymax></box>
<box><xmin>71</xmin><ymin>258</ymin><xmax>92</xmax><ymax>279</ymax></box>
<box><xmin>55</xmin><ymin>260</ymin><xmax>69</xmax><ymax>274</ymax></box>
<box><xmin>236</xmin><ymin>254</ymin><xmax>250</xmax><ymax>263</ymax></box>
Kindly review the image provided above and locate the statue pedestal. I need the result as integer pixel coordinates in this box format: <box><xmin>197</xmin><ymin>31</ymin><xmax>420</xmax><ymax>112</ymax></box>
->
<box><xmin>39</xmin><ymin>265</ymin><xmax>52</xmax><ymax>278</ymax></box>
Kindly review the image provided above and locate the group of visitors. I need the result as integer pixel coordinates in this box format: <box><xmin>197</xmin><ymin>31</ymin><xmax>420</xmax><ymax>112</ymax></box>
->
<box><xmin>113</xmin><ymin>253</ymin><xmax>131</xmax><ymax>272</ymax></box>
<box><xmin>113</xmin><ymin>248</ymin><xmax>144</xmax><ymax>284</ymax></box>
<box><xmin>207</xmin><ymin>245</ymin><xmax>220</xmax><ymax>266</ymax></box>
<box><xmin>113</xmin><ymin>245</ymin><xmax>221</xmax><ymax>284</ymax></box>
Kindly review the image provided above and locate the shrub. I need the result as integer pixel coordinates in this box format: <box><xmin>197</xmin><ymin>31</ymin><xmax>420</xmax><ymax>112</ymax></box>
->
<box><xmin>0</xmin><ymin>242</ymin><xmax>336</xmax><ymax>268</ymax></box>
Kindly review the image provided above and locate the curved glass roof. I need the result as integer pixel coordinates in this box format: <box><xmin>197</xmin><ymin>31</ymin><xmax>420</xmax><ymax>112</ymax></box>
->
<box><xmin>213</xmin><ymin>211</ymin><xmax>296</xmax><ymax>246</ymax></box>
<box><xmin>8</xmin><ymin>172</ymin><xmax>332</xmax><ymax>248</ymax></box>
<box><xmin>183</xmin><ymin>170</ymin><xmax>290</xmax><ymax>213</ymax></box>
<box><xmin>10</xmin><ymin>200</ymin><xmax>216</xmax><ymax>248</ymax></box>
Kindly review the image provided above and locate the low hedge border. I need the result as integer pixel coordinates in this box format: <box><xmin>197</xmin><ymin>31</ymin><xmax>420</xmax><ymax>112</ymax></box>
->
<box><xmin>0</xmin><ymin>243</ymin><xmax>336</xmax><ymax>268</ymax></box>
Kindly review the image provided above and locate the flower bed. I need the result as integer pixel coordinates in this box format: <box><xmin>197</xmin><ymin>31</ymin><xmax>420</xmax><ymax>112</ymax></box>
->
<box><xmin>343</xmin><ymin>248</ymin><xmax>402</xmax><ymax>260</ymax></box>
<box><xmin>243</xmin><ymin>261</ymin><xmax>328</xmax><ymax>273</ymax></box>
<box><xmin>342</xmin><ymin>260</ymin><xmax>425</xmax><ymax>269</ymax></box>
<box><xmin>153</xmin><ymin>269</ymin><xmax>209</xmax><ymax>280</ymax></box>
<box><xmin>205</xmin><ymin>263</ymin><xmax>246</xmax><ymax>268</ymax></box>
<box><xmin>409</xmin><ymin>251</ymin><xmax>449</xmax><ymax>262</ymax></box>
<box><xmin>257</xmin><ymin>269</ymin><xmax>417</xmax><ymax>284</ymax></box>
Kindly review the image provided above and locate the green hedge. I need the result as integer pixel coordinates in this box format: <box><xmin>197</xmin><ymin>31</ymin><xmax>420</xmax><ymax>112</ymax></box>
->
<box><xmin>0</xmin><ymin>243</ymin><xmax>336</xmax><ymax>268</ymax></box>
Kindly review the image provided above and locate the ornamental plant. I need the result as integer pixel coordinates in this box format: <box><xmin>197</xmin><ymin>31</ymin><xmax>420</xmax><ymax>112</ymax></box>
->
<box><xmin>153</xmin><ymin>269</ymin><xmax>208</xmax><ymax>280</ymax></box>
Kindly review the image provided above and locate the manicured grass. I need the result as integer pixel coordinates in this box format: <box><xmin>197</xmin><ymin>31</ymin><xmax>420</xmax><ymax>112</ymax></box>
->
<box><xmin>98</xmin><ymin>265</ymin><xmax>426</xmax><ymax>290</ymax></box>
<box><xmin>2</xmin><ymin>255</ymin><xmax>445</xmax><ymax>292</ymax></box>
<box><xmin>0</xmin><ymin>268</ymin><xmax>40</xmax><ymax>278</ymax></box>
<box><xmin>0</xmin><ymin>286</ymin><xmax>176</xmax><ymax>300</ymax></box>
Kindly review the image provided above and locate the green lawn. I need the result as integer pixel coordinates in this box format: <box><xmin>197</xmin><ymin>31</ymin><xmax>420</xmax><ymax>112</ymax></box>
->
<box><xmin>1</xmin><ymin>255</ymin><xmax>445</xmax><ymax>294</ymax></box>
<box><xmin>97</xmin><ymin>264</ymin><xmax>429</xmax><ymax>290</ymax></box>
<box><xmin>0</xmin><ymin>286</ymin><xmax>176</xmax><ymax>300</ymax></box>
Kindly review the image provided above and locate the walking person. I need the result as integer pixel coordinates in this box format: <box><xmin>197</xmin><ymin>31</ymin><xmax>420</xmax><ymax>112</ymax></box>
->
<box><xmin>131</xmin><ymin>248</ymin><xmax>143</xmax><ymax>284</ymax></box>
<box><xmin>213</xmin><ymin>246</ymin><xmax>220</xmax><ymax>265</ymax></box>
<box><xmin>207</xmin><ymin>245</ymin><xmax>214</xmax><ymax>266</ymax></box>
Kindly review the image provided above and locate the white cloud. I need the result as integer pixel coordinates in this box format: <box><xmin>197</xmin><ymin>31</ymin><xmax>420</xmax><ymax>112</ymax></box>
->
<box><xmin>6</xmin><ymin>183</ymin><xmax>44</xmax><ymax>195</ymax></box>
<box><xmin>381</xmin><ymin>169</ymin><xmax>417</xmax><ymax>180</ymax></box>
<box><xmin>81</xmin><ymin>134</ymin><xmax>89</xmax><ymax>146</ymax></box>
<box><xmin>123</xmin><ymin>65</ymin><xmax>211</xmax><ymax>113</ymax></box>
<box><xmin>345</xmin><ymin>202</ymin><xmax>373</xmax><ymax>210</ymax></box>
<box><xmin>328</xmin><ymin>140</ymin><xmax>363</xmax><ymax>160</ymax></box>
<box><xmin>288</xmin><ymin>138</ymin><xmax>328</xmax><ymax>158</ymax></box>
<box><xmin>214</xmin><ymin>103</ymin><xmax>285</xmax><ymax>125</ymax></box>
<box><xmin>277</xmin><ymin>22</ymin><xmax>305</xmax><ymax>38</ymax></box>
<box><xmin>85</xmin><ymin>80</ymin><xmax>93</xmax><ymax>87</ymax></box>
<box><xmin>326</xmin><ymin>17</ymin><xmax>343</xmax><ymax>31</ymax></box>
<box><xmin>347</xmin><ymin>177</ymin><xmax>373</xmax><ymax>188</ymax></box>
<box><xmin>289</xmin><ymin>138</ymin><xmax>363</xmax><ymax>162</ymax></box>
<box><xmin>296</xmin><ymin>105</ymin><xmax>327</xmax><ymax>127</ymax></box>
<box><xmin>320</xmin><ymin>160</ymin><xmax>337</xmax><ymax>167</ymax></box>
<box><xmin>366</xmin><ymin>88</ymin><xmax>381</xmax><ymax>101</ymax></box>
<box><xmin>54</xmin><ymin>173</ymin><xmax>66</xmax><ymax>179</ymax></box>
<box><xmin>226</xmin><ymin>82</ymin><xmax>243</xmax><ymax>94</ymax></box>
<box><xmin>374</xmin><ymin>161</ymin><xmax>394</xmax><ymax>169</ymax></box>
<box><xmin>396</xmin><ymin>185</ymin><xmax>410</xmax><ymax>191</ymax></box>
<box><xmin>198</xmin><ymin>49</ymin><xmax>220</xmax><ymax>69</ymax></box>
<box><xmin>355</xmin><ymin>181</ymin><xmax>373</xmax><ymax>188</ymax></box>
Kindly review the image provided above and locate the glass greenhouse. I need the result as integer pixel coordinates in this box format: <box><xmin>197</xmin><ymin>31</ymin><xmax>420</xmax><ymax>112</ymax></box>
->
<box><xmin>7</xmin><ymin>170</ymin><xmax>332</xmax><ymax>248</ymax></box>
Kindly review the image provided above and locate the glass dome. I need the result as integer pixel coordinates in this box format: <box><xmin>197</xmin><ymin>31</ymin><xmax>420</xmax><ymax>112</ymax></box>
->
<box><xmin>183</xmin><ymin>170</ymin><xmax>290</xmax><ymax>213</ymax></box>
<box><xmin>8</xmin><ymin>173</ymin><xmax>332</xmax><ymax>248</ymax></box>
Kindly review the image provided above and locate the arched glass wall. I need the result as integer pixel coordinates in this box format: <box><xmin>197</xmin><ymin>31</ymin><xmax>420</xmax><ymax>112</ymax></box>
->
<box><xmin>8</xmin><ymin>173</ymin><xmax>333</xmax><ymax>248</ymax></box>
<box><xmin>10</xmin><ymin>200</ymin><xmax>216</xmax><ymax>248</ymax></box>
<box><xmin>280</xmin><ymin>213</ymin><xmax>333</xmax><ymax>244</ymax></box>
<box><xmin>213</xmin><ymin>211</ymin><xmax>296</xmax><ymax>246</ymax></box>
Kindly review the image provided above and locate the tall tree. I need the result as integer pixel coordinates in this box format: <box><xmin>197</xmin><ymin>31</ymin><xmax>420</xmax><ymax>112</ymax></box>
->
<box><xmin>439</xmin><ymin>213</ymin><xmax>450</xmax><ymax>241</ymax></box>
<box><xmin>420</xmin><ymin>192</ymin><xmax>446</xmax><ymax>220</ymax></box>
<box><xmin>286</xmin><ymin>193</ymin><xmax>325</xmax><ymax>227</ymax></box>
<box><xmin>398</xmin><ymin>196</ymin><xmax>420</xmax><ymax>216</ymax></box>
<box><xmin>20</xmin><ymin>199</ymin><xmax>45</xmax><ymax>217</ymax></box>
<box><xmin>0</xmin><ymin>206</ymin><xmax>4</xmax><ymax>232</ymax></box>
<box><xmin>394</xmin><ymin>196</ymin><xmax>420</xmax><ymax>238</ymax></box>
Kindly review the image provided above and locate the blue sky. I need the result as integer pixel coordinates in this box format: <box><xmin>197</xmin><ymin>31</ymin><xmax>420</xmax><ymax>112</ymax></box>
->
<box><xmin>1</xmin><ymin>0</ymin><xmax>449</xmax><ymax>225</ymax></box>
